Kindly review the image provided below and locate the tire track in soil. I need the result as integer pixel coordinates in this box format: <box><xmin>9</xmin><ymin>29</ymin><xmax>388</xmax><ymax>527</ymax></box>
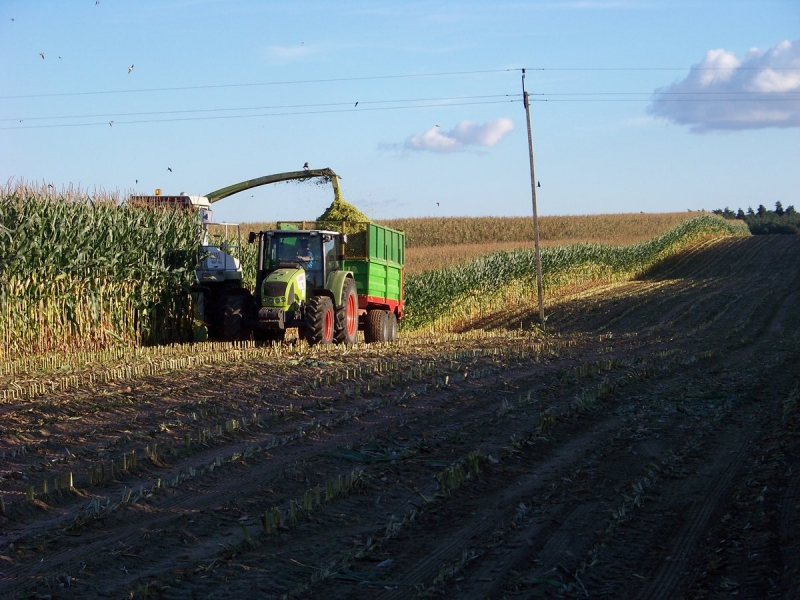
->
<box><xmin>376</xmin><ymin>417</ymin><xmax>626</xmax><ymax>600</ymax></box>
<box><xmin>633</xmin><ymin>406</ymin><xmax>762</xmax><ymax>600</ymax></box>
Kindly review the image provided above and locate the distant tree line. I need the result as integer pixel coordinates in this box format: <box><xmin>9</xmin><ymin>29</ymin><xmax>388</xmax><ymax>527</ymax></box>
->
<box><xmin>713</xmin><ymin>202</ymin><xmax>799</xmax><ymax>235</ymax></box>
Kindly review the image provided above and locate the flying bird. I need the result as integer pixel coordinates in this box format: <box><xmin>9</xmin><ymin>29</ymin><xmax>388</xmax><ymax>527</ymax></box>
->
<box><xmin>303</xmin><ymin>162</ymin><xmax>309</xmax><ymax>170</ymax></box>
<box><xmin>354</xmin><ymin>101</ymin><xmax>358</xmax><ymax>107</ymax></box>
<box><xmin>39</xmin><ymin>53</ymin><xmax>45</xmax><ymax>59</ymax></box>
<box><xmin>436</xmin><ymin>202</ymin><xmax>440</xmax><ymax>207</ymax></box>
<box><xmin>537</xmin><ymin>181</ymin><xmax>541</xmax><ymax>188</ymax></box>
<box><xmin>167</xmin><ymin>167</ymin><xmax>173</xmax><ymax>172</ymax></box>
<box><xmin>135</xmin><ymin>179</ymin><xmax>138</xmax><ymax>184</ymax></box>
<box><xmin>108</xmin><ymin>120</ymin><xmax>114</xmax><ymax>127</ymax></box>
<box><xmin>128</xmin><ymin>64</ymin><xmax>134</xmax><ymax>74</ymax></box>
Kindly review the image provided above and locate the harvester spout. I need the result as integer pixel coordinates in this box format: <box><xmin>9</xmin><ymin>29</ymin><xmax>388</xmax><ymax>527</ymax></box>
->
<box><xmin>205</xmin><ymin>168</ymin><xmax>341</xmax><ymax>204</ymax></box>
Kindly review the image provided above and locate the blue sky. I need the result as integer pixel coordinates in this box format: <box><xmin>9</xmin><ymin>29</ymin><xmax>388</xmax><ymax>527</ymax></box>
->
<box><xmin>2</xmin><ymin>1</ymin><xmax>798</xmax><ymax>224</ymax></box>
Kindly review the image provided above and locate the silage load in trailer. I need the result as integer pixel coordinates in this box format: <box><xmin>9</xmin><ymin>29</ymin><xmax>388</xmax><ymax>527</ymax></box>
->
<box><xmin>315</xmin><ymin>199</ymin><xmax>370</xmax><ymax>257</ymax></box>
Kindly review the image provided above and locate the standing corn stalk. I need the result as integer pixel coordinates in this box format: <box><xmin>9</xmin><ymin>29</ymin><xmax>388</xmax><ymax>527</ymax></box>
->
<box><xmin>0</xmin><ymin>181</ymin><xmax>199</xmax><ymax>357</ymax></box>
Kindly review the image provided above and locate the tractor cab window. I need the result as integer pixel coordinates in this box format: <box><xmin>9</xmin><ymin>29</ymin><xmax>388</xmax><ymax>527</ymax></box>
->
<box><xmin>323</xmin><ymin>236</ymin><xmax>338</xmax><ymax>273</ymax></box>
<box><xmin>267</xmin><ymin>234</ymin><xmax>323</xmax><ymax>287</ymax></box>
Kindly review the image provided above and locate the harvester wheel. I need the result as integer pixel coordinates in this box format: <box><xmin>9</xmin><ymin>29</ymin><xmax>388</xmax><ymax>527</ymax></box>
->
<box><xmin>305</xmin><ymin>295</ymin><xmax>334</xmax><ymax>346</ymax></box>
<box><xmin>204</xmin><ymin>290</ymin><xmax>224</xmax><ymax>340</ymax></box>
<box><xmin>364</xmin><ymin>309</ymin><xmax>388</xmax><ymax>343</ymax></box>
<box><xmin>222</xmin><ymin>293</ymin><xmax>250</xmax><ymax>341</ymax></box>
<box><xmin>334</xmin><ymin>278</ymin><xmax>359</xmax><ymax>345</ymax></box>
<box><xmin>387</xmin><ymin>311</ymin><xmax>398</xmax><ymax>342</ymax></box>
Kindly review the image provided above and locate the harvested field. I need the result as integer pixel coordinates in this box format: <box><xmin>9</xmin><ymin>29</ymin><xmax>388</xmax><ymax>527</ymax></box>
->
<box><xmin>1</xmin><ymin>234</ymin><xmax>798</xmax><ymax>599</ymax></box>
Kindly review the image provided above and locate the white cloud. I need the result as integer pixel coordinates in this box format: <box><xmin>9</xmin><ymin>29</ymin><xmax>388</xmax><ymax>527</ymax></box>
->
<box><xmin>647</xmin><ymin>39</ymin><xmax>800</xmax><ymax>132</ymax></box>
<box><xmin>404</xmin><ymin>118</ymin><xmax>514</xmax><ymax>152</ymax></box>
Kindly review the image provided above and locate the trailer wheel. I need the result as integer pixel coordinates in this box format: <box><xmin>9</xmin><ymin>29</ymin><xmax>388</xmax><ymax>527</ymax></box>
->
<box><xmin>387</xmin><ymin>311</ymin><xmax>398</xmax><ymax>342</ymax></box>
<box><xmin>334</xmin><ymin>278</ymin><xmax>359</xmax><ymax>345</ymax></box>
<box><xmin>222</xmin><ymin>292</ymin><xmax>251</xmax><ymax>341</ymax></box>
<box><xmin>364</xmin><ymin>309</ymin><xmax>389</xmax><ymax>343</ymax></box>
<box><xmin>305</xmin><ymin>295</ymin><xmax>334</xmax><ymax>346</ymax></box>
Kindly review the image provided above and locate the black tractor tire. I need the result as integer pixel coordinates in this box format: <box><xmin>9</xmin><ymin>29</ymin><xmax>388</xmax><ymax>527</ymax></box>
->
<box><xmin>205</xmin><ymin>283</ymin><xmax>242</xmax><ymax>341</ymax></box>
<box><xmin>304</xmin><ymin>295</ymin><xmax>335</xmax><ymax>346</ymax></box>
<box><xmin>204</xmin><ymin>289</ymin><xmax>224</xmax><ymax>340</ymax></box>
<box><xmin>334</xmin><ymin>278</ymin><xmax>359</xmax><ymax>345</ymax></box>
<box><xmin>364</xmin><ymin>309</ymin><xmax>389</xmax><ymax>343</ymax></box>
<box><xmin>222</xmin><ymin>292</ymin><xmax>251</xmax><ymax>342</ymax></box>
<box><xmin>387</xmin><ymin>311</ymin><xmax>398</xmax><ymax>342</ymax></box>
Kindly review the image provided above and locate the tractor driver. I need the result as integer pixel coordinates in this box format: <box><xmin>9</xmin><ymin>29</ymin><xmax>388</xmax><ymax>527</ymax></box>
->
<box><xmin>295</xmin><ymin>238</ymin><xmax>315</xmax><ymax>270</ymax></box>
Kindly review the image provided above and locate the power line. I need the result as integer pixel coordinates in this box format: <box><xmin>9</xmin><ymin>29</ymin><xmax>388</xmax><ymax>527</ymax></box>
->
<box><xmin>1</xmin><ymin>98</ymin><xmax>519</xmax><ymax>131</ymax></box>
<box><xmin>4</xmin><ymin>92</ymin><xmax>798</xmax><ymax>130</ymax></box>
<box><xmin>6</xmin><ymin>90</ymin><xmax>796</xmax><ymax>124</ymax></box>
<box><xmin>4</xmin><ymin>65</ymin><xmax>799</xmax><ymax>100</ymax></box>
<box><xmin>2</xmin><ymin>94</ymin><xmax>517</xmax><ymax>123</ymax></box>
<box><xmin>0</xmin><ymin>69</ymin><xmax>518</xmax><ymax>100</ymax></box>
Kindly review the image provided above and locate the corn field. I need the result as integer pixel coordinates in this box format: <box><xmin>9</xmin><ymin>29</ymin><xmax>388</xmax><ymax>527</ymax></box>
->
<box><xmin>403</xmin><ymin>214</ymin><xmax>750</xmax><ymax>329</ymax></box>
<box><xmin>0</xmin><ymin>182</ymin><xmax>200</xmax><ymax>358</ymax></box>
<box><xmin>0</xmin><ymin>181</ymin><xmax>750</xmax><ymax>358</ymax></box>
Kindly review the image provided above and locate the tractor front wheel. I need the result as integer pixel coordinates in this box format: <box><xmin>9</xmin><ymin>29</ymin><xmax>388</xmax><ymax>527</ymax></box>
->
<box><xmin>305</xmin><ymin>295</ymin><xmax>334</xmax><ymax>346</ymax></box>
<box><xmin>334</xmin><ymin>278</ymin><xmax>359</xmax><ymax>345</ymax></box>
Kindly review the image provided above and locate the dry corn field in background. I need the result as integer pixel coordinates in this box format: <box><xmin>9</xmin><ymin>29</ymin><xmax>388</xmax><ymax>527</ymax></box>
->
<box><xmin>1</xmin><ymin>184</ymin><xmax>798</xmax><ymax>599</ymax></box>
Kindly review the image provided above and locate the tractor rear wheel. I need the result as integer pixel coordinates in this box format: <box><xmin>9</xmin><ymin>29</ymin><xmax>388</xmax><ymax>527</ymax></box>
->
<box><xmin>222</xmin><ymin>293</ymin><xmax>251</xmax><ymax>341</ymax></box>
<box><xmin>305</xmin><ymin>295</ymin><xmax>334</xmax><ymax>346</ymax></box>
<box><xmin>334</xmin><ymin>278</ymin><xmax>359</xmax><ymax>345</ymax></box>
<box><xmin>364</xmin><ymin>309</ymin><xmax>388</xmax><ymax>343</ymax></box>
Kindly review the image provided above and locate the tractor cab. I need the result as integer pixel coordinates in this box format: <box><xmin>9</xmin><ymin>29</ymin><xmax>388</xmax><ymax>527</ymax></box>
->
<box><xmin>248</xmin><ymin>227</ymin><xmax>348</xmax><ymax>333</ymax></box>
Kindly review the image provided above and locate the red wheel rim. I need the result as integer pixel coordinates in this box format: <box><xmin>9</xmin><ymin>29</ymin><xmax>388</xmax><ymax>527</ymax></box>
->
<box><xmin>324</xmin><ymin>308</ymin><xmax>333</xmax><ymax>341</ymax></box>
<box><xmin>346</xmin><ymin>293</ymin><xmax>357</xmax><ymax>337</ymax></box>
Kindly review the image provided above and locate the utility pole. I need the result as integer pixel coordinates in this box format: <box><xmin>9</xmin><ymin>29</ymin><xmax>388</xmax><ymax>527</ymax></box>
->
<box><xmin>522</xmin><ymin>68</ymin><xmax>545</xmax><ymax>325</ymax></box>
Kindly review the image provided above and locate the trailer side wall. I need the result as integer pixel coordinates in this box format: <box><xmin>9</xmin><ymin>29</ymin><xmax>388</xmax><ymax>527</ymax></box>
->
<box><xmin>342</xmin><ymin>222</ymin><xmax>405</xmax><ymax>315</ymax></box>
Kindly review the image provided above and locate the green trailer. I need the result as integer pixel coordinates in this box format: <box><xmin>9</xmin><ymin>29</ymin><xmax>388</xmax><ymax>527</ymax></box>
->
<box><xmin>342</xmin><ymin>222</ymin><xmax>405</xmax><ymax>343</ymax></box>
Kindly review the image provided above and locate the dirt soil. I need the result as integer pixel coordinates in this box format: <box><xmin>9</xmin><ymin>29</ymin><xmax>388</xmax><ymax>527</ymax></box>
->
<box><xmin>1</xmin><ymin>235</ymin><xmax>799</xmax><ymax>599</ymax></box>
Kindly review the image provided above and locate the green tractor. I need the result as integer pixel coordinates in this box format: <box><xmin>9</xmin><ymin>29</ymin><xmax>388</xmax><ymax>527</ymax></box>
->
<box><xmin>224</xmin><ymin>227</ymin><xmax>359</xmax><ymax>345</ymax></box>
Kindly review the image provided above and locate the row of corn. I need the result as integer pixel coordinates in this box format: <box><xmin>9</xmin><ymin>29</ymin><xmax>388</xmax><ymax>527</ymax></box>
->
<box><xmin>403</xmin><ymin>214</ymin><xmax>750</xmax><ymax>329</ymax></box>
<box><xmin>0</xmin><ymin>181</ymin><xmax>199</xmax><ymax>358</ymax></box>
